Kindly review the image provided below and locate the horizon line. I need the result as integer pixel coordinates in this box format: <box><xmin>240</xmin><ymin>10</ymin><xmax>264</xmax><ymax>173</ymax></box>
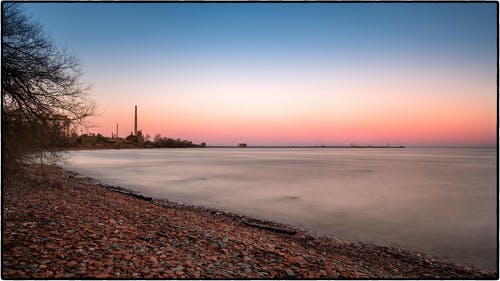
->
<box><xmin>202</xmin><ymin>145</ymin><xmax>497</xmax><ymax>149</ymax></box>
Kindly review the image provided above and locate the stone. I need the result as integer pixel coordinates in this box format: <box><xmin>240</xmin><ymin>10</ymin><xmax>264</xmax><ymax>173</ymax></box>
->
<box><xmin>95</xmin><ymin>273</ymin><xmax>109</xmax><ymax>278</ymax></box>
<box><xmin>171</xmin><ymin>266</ymin><xmax>184</xmax><ymax>271</ymax></box>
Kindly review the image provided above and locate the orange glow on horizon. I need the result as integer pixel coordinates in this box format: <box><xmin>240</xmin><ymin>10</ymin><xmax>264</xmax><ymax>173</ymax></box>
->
<box><xmin>90</xmin><ymin>64</ymin><xmax>496</xmax><ymax>147</ymax></box>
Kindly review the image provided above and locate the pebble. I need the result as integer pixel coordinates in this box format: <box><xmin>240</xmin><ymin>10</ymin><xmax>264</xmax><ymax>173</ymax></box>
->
<box><xmin>95</xmin><ymin>272</ymin><xmax>109</xmax><ymax>278</ymax></box>
<box><xmin>2</xmin><ymin>164</ymin><xmax>496</xmax><ymax>279</ymax></box>
<box><xmin>171</xmin><ymin>266</ymin><xmax>184</xmax><ymax>271</ymax></box>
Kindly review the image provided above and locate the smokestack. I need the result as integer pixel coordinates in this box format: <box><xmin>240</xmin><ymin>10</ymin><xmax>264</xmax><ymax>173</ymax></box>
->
<box><xmin>134</xmin><ymin>105</ymin><xmax>137</xmax><ymax>136</ymax></box>
<box><xmin>116</xmin><ymin>123</ymin><xmax>118</xmax><ymax>138</ymax></box>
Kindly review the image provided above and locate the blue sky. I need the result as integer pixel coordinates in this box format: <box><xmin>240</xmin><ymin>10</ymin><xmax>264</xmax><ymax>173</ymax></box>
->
<box><xmin>16</xmin><ymin>2</ymin><xmax>498</xmax><ymax>146</ymax></box>
<box><xmin>23</xmin><ymin>3</ymin><xmax>496</xmax><ymax>65</ymax></box>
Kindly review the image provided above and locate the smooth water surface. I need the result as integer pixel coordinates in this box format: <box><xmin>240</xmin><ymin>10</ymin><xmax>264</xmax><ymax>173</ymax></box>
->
<box><xmin>66</xmin><ymin>148</ymin><xmax>497</xmax><ymax>270</ymax></box>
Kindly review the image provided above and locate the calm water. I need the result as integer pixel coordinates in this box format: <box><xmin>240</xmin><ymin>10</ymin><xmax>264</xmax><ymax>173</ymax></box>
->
<box><xmin>66</xmin><ymin>148</ymin><xmax>497</xmax><ymax>270</ymax></box>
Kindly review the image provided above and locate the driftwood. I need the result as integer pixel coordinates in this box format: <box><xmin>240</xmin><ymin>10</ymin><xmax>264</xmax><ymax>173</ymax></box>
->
<box><xmin>242</xmin><ymin>219</ymin><xmax>297</xmax><ymax>235</ymax></box>
<box><xmin>108</xmin><ymin>188</ymin><xmax>152</xmax><ymax>201</ymax></box>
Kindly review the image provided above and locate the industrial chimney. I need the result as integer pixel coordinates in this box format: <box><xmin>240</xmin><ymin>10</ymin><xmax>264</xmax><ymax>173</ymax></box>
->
<box><xmin>134</xmin><ymin>105</ymin><xmax>138</xmax><ymax>136</ymax></box>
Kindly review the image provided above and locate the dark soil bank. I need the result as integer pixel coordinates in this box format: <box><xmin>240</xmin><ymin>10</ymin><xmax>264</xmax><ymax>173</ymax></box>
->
<box><xmin>2</xmin><ymin>164</ymin><xmax>497</xmax><ymax>279</ymax></box>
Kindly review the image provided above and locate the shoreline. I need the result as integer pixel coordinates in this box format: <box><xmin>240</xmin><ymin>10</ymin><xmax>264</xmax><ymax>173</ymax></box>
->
<box><xmin>64</xmin><ymin>146</ymin><xmax>496</xmax><ymax>151</ymax></box>
<box><xmin>2</xmin><ymin>164</ymin><xmax>497</xmax><ymax>279</ymax></box>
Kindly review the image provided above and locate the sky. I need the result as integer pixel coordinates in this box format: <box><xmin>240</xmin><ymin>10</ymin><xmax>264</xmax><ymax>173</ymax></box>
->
<box><xmin>20</xmin><ymin>3</ymin><xmax>497</xmax><ymax>146</ymax></box>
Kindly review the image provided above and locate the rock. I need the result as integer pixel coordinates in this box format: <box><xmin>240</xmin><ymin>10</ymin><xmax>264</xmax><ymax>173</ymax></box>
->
<box><xmin>208</xmin><ymin>243</ymin><xmax>219</xmax><ymax>250</ymax></box>
<box><xmin>164</xmin><ymin>270</ymin><xmax>175</xmax><ymax>277</ymax></box>
<box><xmin>285</xmin><ymin>269</ymin><xmax>295</xmax><ymax>277</ymax></box>
<box><xmin>141</xmin><ymin>268</ymin><xmax>150</xmax><ymax>274</ymax></box>
<box><xmin>172</xmin><ymin>266</ymin><xmax>184</xmax><ymax>271</ymax></box>
<box><xmin>95</xmin><ymin>272</ymin><xmax>109</xmax><ymax>278</ymax></box>
<box><xmin>28</xmin><ymin>263</ymin><xmax>39</xmax><ymax>269</ymax></box>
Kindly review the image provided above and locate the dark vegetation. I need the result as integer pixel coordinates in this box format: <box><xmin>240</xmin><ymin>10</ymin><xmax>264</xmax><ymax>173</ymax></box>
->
<box><xmin>2</xmin><ymin>3</ymin><xmax>204</xmax><ymax>172</ymax></box>
<box><xmin>146</xmin><ymin>134</ymin><xmax>206</xmax><ymax>148</ymax></box>
<box><xmin>2</xmin><ymin>3</ymin><xmax>95</xmax><ymax>170</ymax></box>
<box><xmin>71</xmin><ymin>131</ymin><xmax>205</xmax><ymax>149</ymax></box>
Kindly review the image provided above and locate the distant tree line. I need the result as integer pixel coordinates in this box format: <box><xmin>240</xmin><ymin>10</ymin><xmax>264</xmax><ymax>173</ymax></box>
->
<box><xmin>70</xmin><ymin>132</ymin><xmax>206</xmax><ymax>149</ymax></box>
<box><xmin>146</xmin><ymin>134</ymin><xmax>206</xmax><ymax>148</ymax></box>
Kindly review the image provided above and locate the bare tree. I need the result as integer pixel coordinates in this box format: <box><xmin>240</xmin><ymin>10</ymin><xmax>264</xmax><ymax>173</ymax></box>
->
<box><xmin>2</xmin><ymin>3</ymin><xmax>96</xmax><ymax>170</ymax></box>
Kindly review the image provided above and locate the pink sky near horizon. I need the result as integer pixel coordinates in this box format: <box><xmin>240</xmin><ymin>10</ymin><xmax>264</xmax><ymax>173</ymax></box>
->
<box><xmin>88</xmin><ymin>63</ymin><xmax>497</xmax><ymax>147</ymax></box>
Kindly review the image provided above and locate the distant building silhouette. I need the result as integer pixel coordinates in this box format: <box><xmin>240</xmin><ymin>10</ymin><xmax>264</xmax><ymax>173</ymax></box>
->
<box><xmin>134</xmin><ymin>105</ymin><xmax>138</xmax><ymax>136</ymax></box>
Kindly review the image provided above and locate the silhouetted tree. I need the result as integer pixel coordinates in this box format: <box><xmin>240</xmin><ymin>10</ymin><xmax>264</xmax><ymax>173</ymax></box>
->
<box><xmin>153</xmin><ymin>133</ymin><xmax>162</xmax><ymax>143</ymax></box>
<box><xmin>2</xmin><ymin>3</ymin><xmax>95</xmax><ymax>170</ymax></box>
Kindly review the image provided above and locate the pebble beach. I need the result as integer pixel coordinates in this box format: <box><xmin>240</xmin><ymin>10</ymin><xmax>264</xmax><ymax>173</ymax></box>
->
<box><xmin>2</xmin><ymin>164</ymin><xmax>497</xmax><ymax>279</ymax></box>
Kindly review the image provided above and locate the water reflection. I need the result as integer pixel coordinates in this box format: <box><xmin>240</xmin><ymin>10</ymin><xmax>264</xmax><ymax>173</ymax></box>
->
<box><xmin>65</xmin><ymin>148</ymin><xmax>496</xmax><ymax>270</ymax></box>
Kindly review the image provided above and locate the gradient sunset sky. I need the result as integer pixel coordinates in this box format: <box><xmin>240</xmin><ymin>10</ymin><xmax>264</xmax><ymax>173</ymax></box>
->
<box><xmin>21</xmin><ymin>3</ymin><xmax>497</xmax><ymax>146</ymax></box>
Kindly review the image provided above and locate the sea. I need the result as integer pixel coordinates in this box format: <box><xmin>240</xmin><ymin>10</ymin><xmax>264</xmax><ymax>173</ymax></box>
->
<box><xmin>65</xmin><ymin>147</ymin><xmax>497</xmax><ymax>270</ymax></box>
